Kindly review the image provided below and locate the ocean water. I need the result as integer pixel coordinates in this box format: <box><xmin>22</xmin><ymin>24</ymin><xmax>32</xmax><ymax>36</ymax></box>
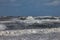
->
<box><xmin>0</xmin><ymin>0</ymin><xmax>60</xmax><ymax>16</ymax></box>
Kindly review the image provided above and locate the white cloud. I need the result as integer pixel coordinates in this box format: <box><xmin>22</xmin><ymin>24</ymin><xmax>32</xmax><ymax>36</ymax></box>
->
<box><xmin>45</xmin><ymin>0</ymin><xmax>60</xmax><ymax>6</ymax></box>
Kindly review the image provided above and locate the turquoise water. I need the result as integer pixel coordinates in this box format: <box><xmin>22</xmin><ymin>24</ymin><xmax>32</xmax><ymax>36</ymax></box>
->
<box><xmin>0</xmin><ymin>0</ymin><xmax>60</xmax><ymax>16</ymax></box>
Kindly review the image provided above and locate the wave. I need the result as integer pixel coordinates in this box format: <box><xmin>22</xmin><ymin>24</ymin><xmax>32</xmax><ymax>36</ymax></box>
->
<box><xmin>0</xmin><ymin>16</ymin><xmax>60</xmax><ymax>30</ymax></box>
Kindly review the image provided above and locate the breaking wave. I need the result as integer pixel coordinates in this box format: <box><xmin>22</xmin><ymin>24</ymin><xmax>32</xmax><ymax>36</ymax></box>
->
<box><xmin>0</xmin><ymin>16</ymin><xmax>60</xmax><ymax>30</ymax></box>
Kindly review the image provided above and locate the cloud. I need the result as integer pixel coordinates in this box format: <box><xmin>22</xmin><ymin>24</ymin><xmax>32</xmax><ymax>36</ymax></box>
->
<box><xmin>45</xmin><ymin>0</ymin><xmax>60</xmax><ymax>6</ymax></box>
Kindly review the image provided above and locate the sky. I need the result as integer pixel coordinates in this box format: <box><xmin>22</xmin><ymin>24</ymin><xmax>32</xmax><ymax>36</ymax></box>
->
<box><xmin>0</xmin><ymin>0</ymin><xmax>60</xmax><ymax>16</ymax></box>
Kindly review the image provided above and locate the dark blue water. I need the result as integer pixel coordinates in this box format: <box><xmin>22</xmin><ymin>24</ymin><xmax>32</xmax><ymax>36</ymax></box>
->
<box><xmin>0</xmin><ymin>0</ymin><xmax>60</xmax><ymax>16</ymax></box>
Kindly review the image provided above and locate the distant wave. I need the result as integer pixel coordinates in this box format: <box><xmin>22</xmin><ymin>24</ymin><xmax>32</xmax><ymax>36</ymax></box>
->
<box><xmin>0</xmin><ymin>16</ymin><xmax>60</xmax><ymax>30</ymax></box>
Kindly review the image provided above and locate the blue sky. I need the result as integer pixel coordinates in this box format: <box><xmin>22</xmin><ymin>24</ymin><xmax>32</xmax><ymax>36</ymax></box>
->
<box><xmin>0</xmin><ymin>0</ymin><xmax>60</xmax><ymax>16</ymax></box>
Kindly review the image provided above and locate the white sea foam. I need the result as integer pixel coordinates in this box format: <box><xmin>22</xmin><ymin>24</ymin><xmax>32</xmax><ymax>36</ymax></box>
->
<box><xmin>0</xmin><ymin>24</ymin><xmax>7</xmax><ymax>30</ymax></box>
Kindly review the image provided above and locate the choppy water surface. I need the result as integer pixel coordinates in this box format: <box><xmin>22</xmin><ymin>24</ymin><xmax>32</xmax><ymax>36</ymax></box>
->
<box><xmin>0</xmin><ymin>32</ymin><xmax>60</xmax><ymax>40</ymax></box>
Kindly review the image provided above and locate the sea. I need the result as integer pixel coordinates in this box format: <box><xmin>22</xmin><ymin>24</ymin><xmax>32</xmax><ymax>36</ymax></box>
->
<box><xmin>0</xmin><ymin>0</ymin><xmax>60</xmax><ymax>16</ymax></box>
